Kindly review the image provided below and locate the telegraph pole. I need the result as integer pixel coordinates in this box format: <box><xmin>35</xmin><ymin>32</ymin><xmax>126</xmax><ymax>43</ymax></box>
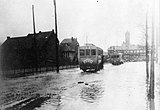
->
<box><xmin>145</xmin><ymin>13</ymin><xmax>149</xmax><ymax>79</ymax></box>
<box><xmin>159</xmin><ymin>0</ymin><xmax>160</xmax><ymax>64</ymax></box>
<box><xmin>32</xmin><ymin>5</ymin><xmax>36</xmax><ymax>37</ymax></box>
<box><xmin>53</xmin><ymin>0</ymin><xmax>59</xmax><ymax>73</ymax></box>
<box><xmin>32</xmin><ymin>5</ymin><xmax>38</xmax><ymax>73</ymax></box>
<box><xmin>149</xmin><ymin>5</ymin><xmax>155</xmax><ymax>110</ymax></box>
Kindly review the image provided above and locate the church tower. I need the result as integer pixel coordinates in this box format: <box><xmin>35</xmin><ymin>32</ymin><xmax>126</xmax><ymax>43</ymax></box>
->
<box><xmin>125</xmin><ymin>31</ymin><xmax>130</xmax><ymax>47</ymax></box>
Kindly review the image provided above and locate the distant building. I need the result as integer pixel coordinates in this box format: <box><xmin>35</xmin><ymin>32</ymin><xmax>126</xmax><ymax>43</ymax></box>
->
<box><xmin>0</xmin><ymin>29</ymin><xmax>58</xmax><ymax>70</ymax></box>
<box><xmin>108</xmin><ymin>31</ymin><xmax>150</xmax><ymax>62</ymax></box>
<box><xmin>60</xmin><ymin>37</ymin><xmax>79</xmax><ymax>64</ymax></box>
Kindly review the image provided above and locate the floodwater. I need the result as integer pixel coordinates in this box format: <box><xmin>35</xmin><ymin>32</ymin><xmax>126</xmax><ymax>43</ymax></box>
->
<box><xmin>0</xmin><ymin>62</ymin><xmax>158</xmax><ymax>110</ymax></box>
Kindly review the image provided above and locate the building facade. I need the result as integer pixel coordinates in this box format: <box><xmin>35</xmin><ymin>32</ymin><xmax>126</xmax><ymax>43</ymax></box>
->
<box><xmin>0</xmin><ymin>30</ymin><xmax>58</xmax><ymax>70</ymax></box>
<box><xmin>60</xmin><ymin>37</ymin><xmax>79</xmax><ymax>64</ymax></box>
<box><xmin>108</xmin><ymin>31</ymin><xmax>150</xmax><ymax>62</ymax></box>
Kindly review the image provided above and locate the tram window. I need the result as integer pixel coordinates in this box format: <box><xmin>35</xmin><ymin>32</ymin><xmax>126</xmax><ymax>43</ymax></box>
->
<box><xmin>80</xmin><ymin>49</ymin><xmax>85</xmax><ymax>56</ymax></box>
<box><xmin>91</xmin><ymin>49</ymin><xmax>96</xmax><ymax>55</ymax></box>
<box><xmin>86</xmin><ymin>49</ymin><xmax>90</xmax><ymax>55</ymax></box>
<box><xmin>98</xmin><ymin>50</ymin><xmax>102</xmax><ymax>55</ymax></box>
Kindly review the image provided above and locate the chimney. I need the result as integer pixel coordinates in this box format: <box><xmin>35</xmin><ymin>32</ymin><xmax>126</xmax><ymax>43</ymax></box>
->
<box><xmin>52</xmin><ymin>29</ymin><xmax>54</xmax><ymax>33</ymax></box>
<box><xmin>7</xmin><ymin>36</ymin><xmax>10</xmax><ymax>39</ymax></box>
<box><xmin>71</xmin><ymin>37</ymin><xmax>74</xmax><ymax>41</ymax></box>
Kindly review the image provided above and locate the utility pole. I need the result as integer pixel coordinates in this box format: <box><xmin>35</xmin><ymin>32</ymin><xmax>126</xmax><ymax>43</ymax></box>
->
<box><xmin>32</xmin><ymin>5</ymin><xmax>38</xmax><ymax>73</ymax></box>
<box><xmin>149</xmin><ymin>6</ymin><xmax>155</xmax><ymax>110</ymax></box>
<box><xmin>159</xmin><ymin>0</ymin><xmax>160</xmax><ymax>65</ymax></box>
<box><xmin>53</xmin><ymin>0</ymin><xmax>59</xmax><ymax>73</ymax></box>
<box><xmin>145</xmin><ymin>13</ymin><xmax>149</xmax><ymax>79</ymax></box>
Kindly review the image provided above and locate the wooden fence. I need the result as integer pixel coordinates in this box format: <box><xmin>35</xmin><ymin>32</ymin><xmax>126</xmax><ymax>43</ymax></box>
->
<box><xmin>1</xmin><ymin>65</ymin><xmax>79</xmax><ymax>78</ymax></box>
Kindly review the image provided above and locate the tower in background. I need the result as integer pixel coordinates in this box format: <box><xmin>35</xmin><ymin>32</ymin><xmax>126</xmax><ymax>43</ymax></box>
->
<box><xmin>125</xmin><ymin>31</ymin><xmax>130</xmax><ymax>47</ymax></box>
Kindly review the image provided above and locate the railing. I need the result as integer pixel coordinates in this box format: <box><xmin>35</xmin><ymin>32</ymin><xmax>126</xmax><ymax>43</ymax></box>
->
<box><xmin>1</xmin><ymin>65</ymin><xmax>79</xmax><ymax>78</ymax></box>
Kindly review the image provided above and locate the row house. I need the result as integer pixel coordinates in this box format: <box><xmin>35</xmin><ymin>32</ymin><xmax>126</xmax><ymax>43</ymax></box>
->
<box><xmin>0</xmin><ymin>29</ymin><xmax>58</xmax><ymax>70</ymax></box>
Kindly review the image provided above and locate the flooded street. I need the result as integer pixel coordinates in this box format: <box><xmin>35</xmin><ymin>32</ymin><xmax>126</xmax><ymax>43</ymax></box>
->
<box><xmin>0</xmin><ymin>62</ymin><xmax>155</xmax><ymax>110</ymax></box>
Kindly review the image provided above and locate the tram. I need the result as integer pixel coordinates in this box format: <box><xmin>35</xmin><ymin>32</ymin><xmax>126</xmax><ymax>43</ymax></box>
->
<box><xmin>78</xmin><ymin>43</ymin><xmax>103</xmax><ymax>72</ymax></box>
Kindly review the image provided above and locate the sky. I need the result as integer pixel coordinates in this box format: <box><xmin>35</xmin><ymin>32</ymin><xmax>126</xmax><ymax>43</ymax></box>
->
<box><xmin>0</xmin><ymin>0</ymin><xmax>157</xmax><ymax>51</ymax></box>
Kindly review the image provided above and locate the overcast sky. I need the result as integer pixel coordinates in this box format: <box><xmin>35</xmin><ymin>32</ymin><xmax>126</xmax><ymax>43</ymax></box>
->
<box><xmin>0</xmin><ymin>0</ymin><xmax>157</xmax><ymax>51</ymax></box>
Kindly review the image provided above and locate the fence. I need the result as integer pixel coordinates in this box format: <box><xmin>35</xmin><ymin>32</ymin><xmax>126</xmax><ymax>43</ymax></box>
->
<box><xmin>1</xmin><ymin>65</ymin><xmax>79</xmax><ymax>78</ymax></box>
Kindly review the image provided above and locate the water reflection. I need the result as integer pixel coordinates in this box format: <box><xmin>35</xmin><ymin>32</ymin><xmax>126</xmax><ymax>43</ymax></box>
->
<box><xmin>146</xmin><ymin>77</ymin><xmax>155</xmax><ymax>110</ymax></box>
<box><xmin>80</xmin><ymin>71</ymin><xmax>100</xmax><ymax>76</ymax></box>
<box><xmin>146</xmin><ymin>78</ymin><xmax>150</xmax><ymax>110</ymax></box>
<box><xmin>80</xmin><ymin>83</ymin><xmax>104</xmax><ymax>103</ymax></box>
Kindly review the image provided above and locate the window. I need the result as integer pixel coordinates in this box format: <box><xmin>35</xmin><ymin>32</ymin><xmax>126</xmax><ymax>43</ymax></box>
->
<box><xmin>91</xmin><ymin>49</ymin><xmax>96</xmax><ymax>55</ymax></box>
<box><xmin>86</xmin><ymin>49</ymin><xmax>90</xmax><ymax>55</ymax></box>
<box><xmin>98</xmin><ymin>50</ymin><xmax>102</xmax><ymax>55</ymax></box>
<box><xmin>80</xmin><ymin>49</ymin><xmax>85</xmax><ymax>56</ymax></box>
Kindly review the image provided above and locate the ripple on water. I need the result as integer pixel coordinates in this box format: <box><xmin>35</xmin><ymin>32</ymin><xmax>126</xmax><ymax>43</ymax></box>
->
<box><xmin>80</xmin><ymin>83</ymin><xmax>104</xmax><ymax>103</ymax></box>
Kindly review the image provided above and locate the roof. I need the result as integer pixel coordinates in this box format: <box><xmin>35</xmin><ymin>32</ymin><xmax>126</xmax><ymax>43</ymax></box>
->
<box><xmin>61</xmin><ymin>37</ymin><xmax>78</xmax><ymax>44</ymax></box>
<box><xmin>1</xmin><ymin>30</ymin><xmax>56</xmax><ymax>50</ymax></box>
<box><xmin>1</xmin><ymin>36</ymin><xmax>33</xmax><ymax>50</ymax></box>
<box><xmin>85</xmin><ymin>43</ymin><xmax>96</xmax><ymax>46</ymax></box>
<box><xmin>60</xmin><ymin>37</ymin><xmax>79</xmax><ymax>52</ymax></box>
